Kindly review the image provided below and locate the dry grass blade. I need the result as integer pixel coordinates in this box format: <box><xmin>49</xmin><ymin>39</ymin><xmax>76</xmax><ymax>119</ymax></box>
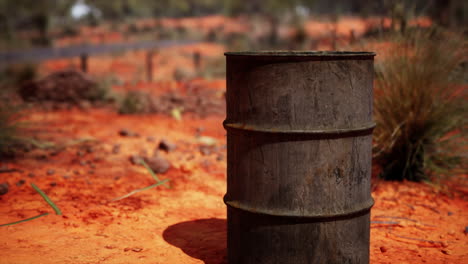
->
<box><xmin>140</xmin><ymin>159</ymin><xmax>170</xmax><ymax>188</ymax></box>
<box><xmin>0</xmin><ymin>213</ymin><xmax>49</xmax><ymax>227</ymax></box>
<box><xmin>31</xmin><ymin>183</ymin><xmax>62</xmax><ymax>215</ymax></box>
<box><xmin>110</xmin><ymin>179</ymin><xmax>170</xmax><ymax>202</ymax></box>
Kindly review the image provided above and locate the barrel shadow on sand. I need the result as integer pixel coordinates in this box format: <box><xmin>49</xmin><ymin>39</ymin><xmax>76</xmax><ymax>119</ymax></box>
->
<box><xmin>163</xmin><ymin>218</ymin><xmax>227</xmax><ymax>264</ymax></box>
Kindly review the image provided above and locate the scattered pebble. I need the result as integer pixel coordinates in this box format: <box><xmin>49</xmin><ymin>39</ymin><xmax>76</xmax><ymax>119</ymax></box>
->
<box><xmin>79</xmin><ymin>160</ymin><xmax>87</xmax><ymax>166</ymax></box>
<box><xmin>16</xmin><ymin>180</ymin><xmax>25</xmax><ymax>186</ymax></box>
<box><xmin>199</xmin><ymin>145</ymin><xmax>212</xmax><ymax>156</ymax></box>
<box><xmin>63</xmin><ymin>175</ymin><xmax>70</xmax><ymax>179</ymax></box>
<box><xmin>129</xmin><ymin>155</ymin><xmax>143</xmax><ymax>165</ymax></box>
<box><xmin>198</xmin><ymin>136</ymin><xmax>217</xmax><ymax>146</ymax></box>
<box><xmin>158</xmin><ymin>139</ymin><xmax>177</xmax><ymax>153</ymax></box>
<box><xmin>0</xmin><ymin>182</ymin><xmax>9</xmax><ymax>195</ymax></box>
<box><xmin>50</xmin><ymin>150</ymin><xmax>61</xmax><ymax>156</ymax></box>
<box><xmin>216</xmin><ymin>154</ymin><xmax>224</xmax><ymax>161</ymax></box>
<box><xmin>105</xmin><ymin>245</ymin><xmax>116</xmax><ymax>250</ymax></box>
<box><xmin>47</xmin><ymin>169</ymin><xmax>55</xmax><ymax>175</ymax></box>
<box><xmin>124</xmin><ymin>247</ymin><xmax>143</xmax><ymax>252</ymax></box>
<box><xmin>144</xmin><ymin>156</ymin><xmax>171</xmax><ymax>174</ymax></box>
<box><xmin>146</xmin><ymin>136</ymin><xmax>156</xmax><ymax>142</ymax></box>
<box><xmin>28</xmin><ymin>173</ymin><xmax>35</xmax><ymax>178</ymax></box>
<box><xmin>379</xmin><ymin>246</ymin><xmax>387</xmax><ymax>253</ymax></box>
<box><xmin>464</xmin><ymin>226</ymin><xmax>468</xmax><ymax>234</ymax></box>
<box><xmin>50</xmin><ymin>182</ymin><xmax>57</xmax><ymax>187</ymax></box>
<box><xmin>119</xmin><ymin>129</ymin><xmax>139</xmax><ymax>137</ymax></box>
<box><xmin>441</xmin><ymin>249</ymin><xmax>450</xmax><ymax>255</ymax></box>
<box><xmin>76</xmin><ymin>150</ymin><xmax>85</xmax><ymax>157</ymax></box>
<box><xmin>85</xmin><ymin>146</ymin><xmax>94</xmax><ymax>153</ymax></box>
<box><xmin>447</xmin><ymin>211</ymin><xmax>453</xmax><ymax>216</ymax></box>
<box><xmin>89</xmin><ymin>163</ymin><xmax>96</xmax><ymax>169</ymax></box>
<box><xmin>112</xmin><ymin>144</ymin><xmax>121</xmax><ymax>154</ymax></box>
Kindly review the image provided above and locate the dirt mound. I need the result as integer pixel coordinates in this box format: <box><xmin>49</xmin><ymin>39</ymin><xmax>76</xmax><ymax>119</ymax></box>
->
<box><xmin>19</xmin><ymin>70</ymin><xmax>99</xmax><ymax>104</ymax></box>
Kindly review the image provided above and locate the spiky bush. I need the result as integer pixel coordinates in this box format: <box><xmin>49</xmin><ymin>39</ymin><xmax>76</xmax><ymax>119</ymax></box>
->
<box><xmin>373</xmin><ymin>29</ymin><xmax>467</xmax><ymax>182</ymax></box>
<box><xmin>118</xmin><ymin>90</ymin><xmax>150</xmax><ymax>114</ymax></box>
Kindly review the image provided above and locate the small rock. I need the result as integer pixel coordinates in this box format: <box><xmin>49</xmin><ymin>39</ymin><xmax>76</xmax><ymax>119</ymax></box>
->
<box><xmin>198</xmin><ymin>136</ymin><xmax>217</xmax><ymax>146</ymax></box>
<box><xmin>216</xmin><ymin>154</ymin><xmax>224</xmax><ymax>161</ymax></box>
<box><xmin>146</xmin><ymin>136</ymin><xmax>156</xmax><ymax>142</ymax></box>
<box><xmin>158</xmin><ymin>139</ymin><xmax>177</xmax><ymax>153</ymax></box>
<box><xmin>441</xmin><ymin>249</ymin><xmax>450</xmax><ymax>255</ymax></box>
<box><xmin>105</xmin><ymin>245</ymin><xmax>116</xmax><ymax>249</ymax></box>
<box><xmin>47</xmin><ymin>169</ymin><xmax>55</xmax><ymax>175</ymax></box>
<box><xmin>76</xmin><ymin>150</ymin><xmax>85</xmax><ymax>157</ymax></box>
<box><xmin>464</xmin><ymin>226</ymin><xmax>468</xmax><ymax>234</ymax></box>
<box><xmin>50</xmin><ymin>182</ymin><xmax>57</xmax><ymax>187</ymax></box>
<box><xmin>144</xmin><ymin>156</ymin><xmax>171</xmax><ymax>174</ymax></box>
<box><xmin>16</xmin><ymin>180</ymin><xmax>25</xmax><ymax>186</ymax></box>
<box><xmin>199</xmin><ymin>145</ymin><xmax>212</xmax><ymax>156</ymax></box>
<box><xmin>28</xmin><ymin>173</ymin><xmax>35</xmax><ymax>178</ymax></box>
<box><xmin>119</xmin><ymin>129</ymin><xmax>138</xmax><ymax>137</ymax></box>
<box><xmin>89</xmin><ymin>163</ymin><xmax>96</xmax><ymax>169</ymax></box>
<box><xmin>124</xmin><ymin>247</ymin><xmax>143</xmax><ymax>252</ymax></box>
<box><xmin>447</xmin><ymin>211</ymin><xmax>453</xmax><ymax>216</ymax></box>
<box><xmin>129</xmin><ymin>155</ymin><xmax>143</xmax><ymax>165</ymax></box>
<box><xmin>63</xmin><ymin>175</ymin><xmax>70</xmax><ymax>179</ymax></box>
<box><xmin>85</xmin><ymin>146</ymin><xmax>94</xmax><ymax>154</ymax></box>
<box><xmin>79</xmin><ymin>160</ymin><xmax>87</xmax><ymax>166</ymax></box>
<box><xmin>379</xmin><ymin>246</ymin><xmax>387</xmax><ymax>253</ymax></box>
<box><xmin>50</xmin><ymin>150</ymin><xmax>61</xmax><ymax>156</ymax></box>
<box><xmin>131</xmin><ymin>247</ymin><xmax>143</xmax><ymax>252</ymax></box>
<box><xmin>0</xmin><ymin>182</ymin><xmax>9</xmax><ymax>195</ymax></box>
<box><xmin>112</xmin><ymin>144</ymin><xmax>121</xmax><ymax>154</ymax></box>
<box><xmin>73</xmin><ymin>170</ymin><xmax>80</xmax><ymax>175</ymax></box>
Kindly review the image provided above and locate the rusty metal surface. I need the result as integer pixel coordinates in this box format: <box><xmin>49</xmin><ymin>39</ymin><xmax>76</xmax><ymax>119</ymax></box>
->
<box><xmin>225</xmin><ymin>51</ymin><xmax>374</xmax><ymax>264</ymax></box>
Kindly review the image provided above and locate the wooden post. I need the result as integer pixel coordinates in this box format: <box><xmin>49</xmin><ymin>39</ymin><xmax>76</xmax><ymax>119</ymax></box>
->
<box><xmin>146</xmin><ymin>50</ymin><xmax>154</xmax><ymax>82</ymax></box>
<box><xmin>349</xmin><ymin>29</ymin><xmax>356</xmax><ymax>45</ymax></box>
<box><xmin>193</xmin><ymin>51</ymin><xmax>201</xmax><ymax>70</ymax></box>
<box><xmin>80</xmin><ymin>54</ymin><xmax>88</xmax><ymax>73</ymax></box>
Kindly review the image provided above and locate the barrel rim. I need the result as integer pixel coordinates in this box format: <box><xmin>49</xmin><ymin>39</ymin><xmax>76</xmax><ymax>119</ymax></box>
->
<box><xmin>224</xmin><ymin>50</ymin><xmax>376</xmax><ymax>57</ymax></box>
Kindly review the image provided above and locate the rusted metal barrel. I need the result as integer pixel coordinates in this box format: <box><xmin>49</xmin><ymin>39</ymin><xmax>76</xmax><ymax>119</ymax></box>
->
<box><xmin>224</xmin><ymin>51</ymin><xmax>375</xmax><ymax>264</ymax></box>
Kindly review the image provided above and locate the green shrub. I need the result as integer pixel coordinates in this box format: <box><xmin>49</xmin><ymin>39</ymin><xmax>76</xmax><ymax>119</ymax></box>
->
<box><xmin>0</xmin><ymin>101</ymin><xmax>27</xmax><ymax>157</ymax></box>
<box><xmin>118</xmin><ymin>90</ymin><xmax>149</xmax><ymax>114</ymax></box>
<box><xmin>373</xmin><ymin>29</ymin><xmax>467</xmax><ymax>182</ymax></box>
<box><xmin>85</xmin><ymin>78</ymin><xmax>117</xmax><ymax>104</ymax></box>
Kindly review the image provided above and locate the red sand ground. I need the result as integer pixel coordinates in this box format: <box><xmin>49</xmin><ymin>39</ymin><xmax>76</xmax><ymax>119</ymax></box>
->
<box><xmin>2</xmin><ymin>15</ymin><xmax>466</xmax><ymax>264</ymax></box>
<box><xmin>0</xmin><ymin>107</ymin><xmax>467</xmax><ymax>264</ymax></box>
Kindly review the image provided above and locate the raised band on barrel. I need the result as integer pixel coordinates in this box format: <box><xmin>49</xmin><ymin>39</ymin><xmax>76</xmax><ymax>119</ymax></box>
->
<box><xmin>223</xmin><ymin>121</ymin><xmax>376</xmax><ymax>136</ymax></box>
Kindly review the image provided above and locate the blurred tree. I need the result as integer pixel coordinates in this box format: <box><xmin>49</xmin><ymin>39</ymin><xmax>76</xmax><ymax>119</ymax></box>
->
<box><xmin>0</xmin><ymin>0</ymin><xmax>74</xmax><ymax>47</ymax></box>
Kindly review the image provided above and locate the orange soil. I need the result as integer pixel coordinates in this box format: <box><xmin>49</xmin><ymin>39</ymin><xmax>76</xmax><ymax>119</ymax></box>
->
<box><xmin>0</xmin><ymin>105</ymin><xmax>467</xmax><ymax>264</ymax></box>
<box><xmin>3</xmin><ymin>15</ymin><xmax>466</xmax><ymax>264</ymax></box>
